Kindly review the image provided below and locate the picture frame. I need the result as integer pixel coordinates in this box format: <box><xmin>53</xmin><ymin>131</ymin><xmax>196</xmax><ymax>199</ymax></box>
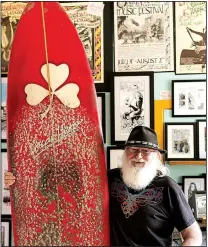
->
<box><xmin>165</xmin><ymin>123</ymin><xmax>196</xmax><ymax>161</ymax></box>
<box><xmin>107</xmin><ymin>146</ymin><xmax>124</xmax><ymax>170</ymax></box>
<box><xmin>1</xmin><ymin>77</ymin><xmax>7</xmax><ymax>142</ymax></box>
<box><xmin>174</xmin><ymin>2</ymin><xmax>206</xmax><ymax>74</ymax></box>
<box><xmin>110</xmin><ymin>72</ymin><xmax>154</xmax><ymax>144</ymax></box>
<box><xmin>114</xmin><ymin>2</ymin><xmax>174</xmax><ymax>72</ymax></box>
<box><xmin>1</xmin><ymin>2</ymin><xmax>27</xmax><ymax>75</ymax></box>
<box><xmin>182</xmin><ymin>176</ymin><xmax>206</xmax><ymax>215</ymax></box>
<box><xmin>172</xmin><ymin>80</ymin><xmax>206</xmax><ymax>117</ymax></box>
<box><xmin>97</xmin><ymin>93</ymin><xmax>106</xmax><ymax>143</ymax></box>
<box><xmin>193</xmin><ymin>191</ymin><xmax>206</xmax><ymax>220</ymax></box>
<box><xmin>196</xmin><ymin>120</ymin><xmax>206</xmax><ymax>160</ymax></box>
<box><xmin>1</xmin><ymin>149</ymin><xmax>11</xmax><ymax>216</ymax></box>
<box><xmin>1</xmin><ymin>217</ymin><xmax>12</xmax><ymax>247</ymax></box>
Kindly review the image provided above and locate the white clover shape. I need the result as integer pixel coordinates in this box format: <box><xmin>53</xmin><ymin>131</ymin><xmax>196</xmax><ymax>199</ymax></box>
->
<box><xmin>25</xmin><ymin>63</ymin><xmax>80</xmax><ymax>118</ymax></box>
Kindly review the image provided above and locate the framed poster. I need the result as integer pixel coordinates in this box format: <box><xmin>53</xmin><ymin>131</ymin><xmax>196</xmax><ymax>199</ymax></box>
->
<box><xmin>193</xmin><ymin>191</ymin><xmax>206</xmax><ymax>220</ymax></box>
<box><xmin>1</xmin><ymin>149</ymin><xmax>11</xmax><ymax>215</ymax></box>
<box><xmin>182</xmin><ymin>176</ymin><xmax>206</xmax><ymax>215</ymax></box>
<box><xmin>1</xmin><ymin>217</ymin><xmax>12</xmax><ymax>246</ymax></box>
<box><xmin>175</xmin><ymin>2</ymin><xmax>206</xmax><ymax>74</ymax></box>
<box><xmin>165</xmin><ymin>123</ymin><xmax>196</xmax><ymax>160</ymax></box>
<box><xmin>97</xmin><ymin>93</ymin><xmax>106</xmax><ymax>143</ymax></box>
<box><xmin>60</xmin><ymin>2</ymin><xmax>104</xmax><ymax>84</ymax></box>
<box><xmin>172</xmin><ymin>80</ymin><xmax>206</xmax><ymax>117</ymax></box>
<box><xmin>196</xmin><ymin>120</ymin><xmax>206</xmax><ymax>160</ymax></box>
<box><xmin>110</xmin><ymin>72</ymin><xmax>154</xmax><ymax>144</ymax></box>
<box><xmin>1</xmin><ymin>78</ymin><xmax>7</xmax><ymax>142</ymax></box>
<box><xmin>107</xmin><ymin>146</ymin><xmax>124</xmax><ymax>170</ymax></box>
<box><xmin>1</xmin><ymin>2</ymin><xmax>27</xmax><ymax>75</ymax></box>
<box><xmin>114</xmin><ymin>2</ymin><xmax>174</xmax><ymax>72</ymax></box>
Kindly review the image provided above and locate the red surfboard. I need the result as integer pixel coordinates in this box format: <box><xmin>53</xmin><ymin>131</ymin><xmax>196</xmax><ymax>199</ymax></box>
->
<box><xmin>7</xmin><ymin>2</ymin><xmax>109</xmax><ymax>246</ymax></box>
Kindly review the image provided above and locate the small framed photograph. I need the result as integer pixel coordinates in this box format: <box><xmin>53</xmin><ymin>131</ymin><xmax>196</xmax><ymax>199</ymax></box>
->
<box><xmin>1</xmin><ymin>149</ymin><xmax>11</xmax><ymax>215</ymax></box>
<box><xmin>182</xmin><ymin>176</ymin><xmax>206</xmax><ymax>215</ymax></box>
<box><xmin>1</xmin><ymin>217</ymin><xmax>12</xmax><ymax>246</ymax></box>
<box><xmin>196</xmin><ymin>120</ymin><xmax>206</xmax><ymax>160</ymax></box>
<box><xmin>193</xmin><ymin>191</ymin><xmax>206</xmax><ymax>220</ymax></box>
<box><xmin>1</xmin><ymin>78</ymin><xmax>7</xmax><ymax>142</ymax></box>
<box><xmin>172</xmin><ymin>80</ymin><xmax>206</xmax><ymax>117</ymax></box>
<box><xmin>97</xmin><ymin>93</ymin><xmax>106</xmax><ymax>143</ymax></box>
<box><xmin>107</xmin><ymin>146</ymin><xmax>124</xmax><ymax>170</ymax></box>
<box><xmin>110</xmin><ymin>72</ymin><xmax>154</xmax><ymax>144</ymax></box>
<box><xmin>165</xmin><ymin>123</ymin><xmax>196</xmax><ymax>160</ymax></box>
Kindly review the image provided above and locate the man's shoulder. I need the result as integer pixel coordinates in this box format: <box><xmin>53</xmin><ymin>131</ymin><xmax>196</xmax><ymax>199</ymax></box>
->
<box><xmin>153</xmin><ymin>175</ymin><xmax>179</xmax><ymax>189</ymax></box>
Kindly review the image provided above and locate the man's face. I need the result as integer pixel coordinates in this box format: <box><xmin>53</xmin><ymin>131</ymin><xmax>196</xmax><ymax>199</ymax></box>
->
<box><xmin>121</xmin><ymin>147</ymin><xmax>160</xmax><ymax>190</ymax></box>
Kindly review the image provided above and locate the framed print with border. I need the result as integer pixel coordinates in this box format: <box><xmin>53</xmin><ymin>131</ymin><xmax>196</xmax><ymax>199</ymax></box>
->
<box><xmin>1</xmin><ymin>217</ymin><xmax>12</xmax><ymax>246</ymax></box>
<box><xmin>1</xmin><ymin>149</ymin><xmax>11</xmax><ymax>215</ymax></box>
<box><xmin>165</xmin><ymin>123</ymin><xmax>196</xmax><ymax>160</ymax></box>
<box><xmin>1</xmin><ymin>77</ymin><xmax>7</xmax><ymax>142</ymax></box>
<box><xmin>172</xmin><ymin>80</ymin><xmax>206</xmax><ymax>117</ymax></box>
<box><xmin>97</xmin><ymin>93</ymin><xmax>106</xmax><ymax>143</ymax></box>
<box><xmin>111</xmin><ymin>72</ymin><xmax>154</xmax><ymax>144</ymax></box>
<box><xmin>196</xmin><ymin>120</ymin><xmax>206</xmax><ymax>160</ymax></box>
<box><xmin>107</xmin><ymin>146</ymin><xmax>124</xmax><ymax>170</ymax></box>
<box><xmin>1</xmin><ymin>2</ymin><xmax>27</xmax><ymax>75</ymax></box>
<box><xmin>174</xmin><ymin>2</ymin><xmax>206</xmax><ymax>74</ymax></box>
<box><xmin>114</xmin><ymin>2</ymin><xmax>174</xmax><ymax>72</ymax></box>
<box><xmin>193</xmin><ymin>191</ymin><xmax>206</xmax><ymax>220</ymax></box>
<box><xmin>182</xmin><ymin>176</ymin><xmax>206</xmax><ymax>214</ymax></box>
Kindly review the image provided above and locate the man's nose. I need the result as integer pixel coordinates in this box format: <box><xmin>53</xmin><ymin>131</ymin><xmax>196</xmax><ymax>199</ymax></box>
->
<box><xmin>135</xmin><ymin>151</ymin><xmax>142</xmax><ymax>159</ymax></box>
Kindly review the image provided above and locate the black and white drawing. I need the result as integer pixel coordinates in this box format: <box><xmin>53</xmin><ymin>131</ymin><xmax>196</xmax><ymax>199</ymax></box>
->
<box><xmin>114</xmin><ymin>2</ymin><xmax>174</xmax><ymax>72</ymax></box>
<box><xmin>1</xmin><ymin>150</ymin><xmax>11</xmax><ymax>215</ymax></box>
<box><xmin>107</xmin><ymin>146</ymin><xmax>124</xmax><ymax>170</ymax></box>
<box><xmin>165</xmin><ymin>123</ymin><xmax>196</xmax><ymax>160</ymax></box>
<box><xmin>172</xmin><ymin>80</ymin><xmax>206</xmax><ymax>117</ymax></box>
<box><xmin>196</xmin><ymin>120</ymin><xmax>206</xmax><ymax>160</ymax></box>
<box><xmin>182</xmin><ymin>176</ymin><xmax>205</xmax><ymax>215</ymax></box>
<box><xmin>193</xmin><ymin>191</ymin><xmax>206</xmax><ymax>219</ymax></box>
<box><xmin>1</xmin><ymin>2</ymin><xmax>27</xmax><ymax>74</ymax></box>
<box><xmin>175</xmin><ymin>2</ymin><xmax>206</xmax><ymax>74</ymax></box>
<box><xmin>111</xmin><ymin>72</ymin><xmax>154</xmax><ymax>144</ymax></box>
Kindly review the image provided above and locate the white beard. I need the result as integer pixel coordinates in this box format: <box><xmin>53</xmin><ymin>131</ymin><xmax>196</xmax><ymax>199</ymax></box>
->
<box><xmin>121</xmin><ymin>152</ymin><xmax>158</xmax><ymax>190</ymax></box>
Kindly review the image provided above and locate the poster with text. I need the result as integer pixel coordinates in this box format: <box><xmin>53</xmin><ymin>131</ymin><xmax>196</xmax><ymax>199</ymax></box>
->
<box><xmin>114</xmin><ymin>2</ymin><xmax>174</xmax><ymax>72</ymax></box>
<box><xmin>61</xmin><ymin>2</ymin><xmax>104</xmax><ymax>83</ymax></box>
<box><xmin>175</xmin><ymin>2</ymin><xmax>206</xmax><ymax>74</ymax></box>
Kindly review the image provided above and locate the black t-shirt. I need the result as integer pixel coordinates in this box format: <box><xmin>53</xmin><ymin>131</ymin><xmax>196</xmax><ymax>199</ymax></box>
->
<box><xmin>108</xmin><ymin>168</ymin><xmax>196</xmax><ymax>246</ymax></box>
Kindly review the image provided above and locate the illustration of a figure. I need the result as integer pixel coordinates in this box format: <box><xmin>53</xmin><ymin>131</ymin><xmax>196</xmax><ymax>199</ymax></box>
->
<box><xmin>188</xmin><ymin>92</ymin><xmax>195</xmax><ymax>109</ymax></box>
<box><xmin>151</xmin><ymin>18</ymin><xmax>161</xmax><ymax>40</ymax></box>
<box><xmin>188</xmin><ymin>182</ymin><xmax>197</xmax><ymax>213</ymax></box>
<box><xmin>123</xmin><ymin>84</ymin><xmax>144</xmax><ymax>124</ymax></box>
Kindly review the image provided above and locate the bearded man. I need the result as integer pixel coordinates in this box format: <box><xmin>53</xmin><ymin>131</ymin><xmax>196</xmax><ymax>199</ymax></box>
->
<box><xmin>4</xmin><ymin>126</ymin><xmax>202</xmax><ymax>246</ymax></box>
<box><xmin>108</xmin><ymin>126</ymin><xmax>202</xmax><ymax>246</ymax></box>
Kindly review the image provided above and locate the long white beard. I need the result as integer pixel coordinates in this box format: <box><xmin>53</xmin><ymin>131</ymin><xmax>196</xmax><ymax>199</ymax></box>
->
<box><xmin>121</xmin><ymin>152</ymin><xmax>158</xmax><ymax>190</ymax></box>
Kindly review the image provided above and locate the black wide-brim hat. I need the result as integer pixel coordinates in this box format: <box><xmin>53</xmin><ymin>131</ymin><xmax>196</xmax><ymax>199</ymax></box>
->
<box><xmin>118</xmin><ymin>126</ymin><xmax>167</xmax><ymax>154</ymax></box>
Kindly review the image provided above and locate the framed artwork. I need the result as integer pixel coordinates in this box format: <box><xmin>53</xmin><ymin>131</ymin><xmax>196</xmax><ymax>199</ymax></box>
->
<box><xmin>1</xmin><ymin>149</ymin><xmax>11</xmax><ymax>215</ymax></box>
<box><xmin>1</xmin><ymin>2</ymin><xmax>27</xmax><ymax>75</ymax></box>
<box><xmin>182</xmin><ymin>176</ymin><xmax>206</xmax><ymax>215</ymax></box>
<box><xmin>196</xmin><ymin>120</ymin><xmax>206</xmax><ymax>160</ymax></box>
<box><xmin>174</xmin><ymin>2</ymin><xmax>206</xmax><ymax>74</ymax></box>
<box><xmin>107</xmin><ymin>146</ymin><xmax>124</xmax><ymax>170</ymax></box>
<box><xmin>97</xmin><ymin>93</ymin><xmax>106</xmax><ymax>143</ymax></box>
<box><xmin>1</xmin><ymin>78</ymin><xmax>7</xmax><ymax>142</ymax></box>
<box><xmin>172</xmin><ymin>80</ymin><xmax>206</xmax><ymax>117</ymax></box>
<box><xmin>114</xmin><ymin>2</ymin><xmax>174</xmax><ymax>72</ymax></box>
<box><xmin>165</xmin><ymin>123</ymin><xmax>196</xmax><ymax>160</ymax></box>
<box><xmin>193</xmin><ymin>191</ymin><xmax>206</xmax><ymax>220</ymax></box>
<box><xmin>1</xmin><ymin>217</ymin><xmax>12</xmax><ymax>246</ymax></box>
<box><xmin>111</xmin><ymin>72</ymin><xmax>154</xmax><ymax>144</ymax></box>
<box><xmin>60</xmin><ymin>2</ymin><xmax>104</xmax><ymax>85</ymax></box>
